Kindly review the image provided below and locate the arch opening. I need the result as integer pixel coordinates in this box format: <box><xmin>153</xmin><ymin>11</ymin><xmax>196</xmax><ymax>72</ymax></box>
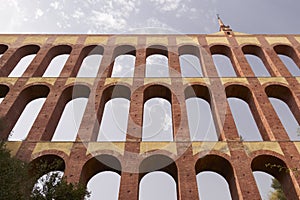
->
<box><xmin>184</xmin><ymin>85</ymin><xmax>218</xmax><ymax>141</ymax></box>
<box><xmin>97</xmin><ymin>98</ymin><xmax>130</xmax><ymax>141</ymax></box>
<box><xmin>253</xmin><ymin>171</ymin><xmax>285</xmax><ymax>200</ymax></box>
<box><xmin>111</xmin><ymin>54</ymin><xmax>135</xmax><ymax>77</ymax></box>
<box><xmin>8</xmin><ymin>54</ymin><xmax>36</xmax><ymax>77</ymax></box>
<box><xmin>265</xmin><ymin>85</ymin><xmax>300</xmax><ymax>140</ymax></box>
<box><xmin>242</xmin><ymin>45</ymin><xmax>272</xmax><ymax>77</ymax></box>
<box><xmin>227</xmin><ymin>97</ymin><xmax>263</xmax><ymax>141</ymax></box>
<box><xmin>142</xmin><ymin>97</ymin><xmax>173</xmax><ymax>141</ymax></box>
<box><xmin>74</xmin><ymin>45</ymin><xmax>103</xmax><ymax>77</ymax></box>
<box><xmin>6</xmin><ymin>45</ymin><xmax>40</xmax><ymax>77</ymax></box>
<box><xmin>43</xmin><ymin>54</ymin><xmax>69</xmax><ymax>77</ymax></box>
<box><xmin>278</xmin><ymin>54</ymin><xmax>300</xmax><ymax>76</ymax></box>
<box><xmin>30</xmin><ymin>155</ymin><xmax>65</xmax><ymax>197</ymax></box>
<box><xmin>210</xmin><ymin>45</ymin><xmax>237</xmax><ymax>77</ymax></box>
<box><xmin>33</xmin><ymin>171</ymin><xmax>64</xmax><ymax>196</ymax></box>
<box><xmin>0</xmin><ymin>84</ymin><xmax>9</xmax><ymax>104</ymax></box>
<box><xmin>197</xmin><ymin>171</ymin><xmax>232</xmax><ymax>200</ymax></box>
<box><xmin>0</xmin><ymin>44</ymin><xmax>8</xmax><ymax>58</ymax></box>
<box><xmin>212</xmin><ymin>54</ymin><xmax>237</xmax><ymax>77</ymax></box>
<box><xmin>226</xmin><ymin>85</ymin><xmax>265</xmax><ymax>141</ymax></box>
<box><xmin>269</xmin><ymin>97</ymin><xmax>300</xmax><ymax>140</ymax></box>
<box><xmin>186</xmin><ymin>97</ymin><xmax>217</xmax><ymax>141</ymax></box>
<box><xmin>77</xmin><ymin>54</ymin><xmax>103</xmax><ymax>77</ymax></box>
<box><xmin>8</xmin><ymin>98</ymin><xmax>46</xmax><ymax>141</ymax></box>
<box><xmin>30</xmin><ymin>154</ymin><xmax>65</xmax><ymax>174</ymax></box>
<box><xmin>4</xmin><ymin>85</ymin><xmax>49</xmax><ymax>140</ymax></box>
<box><xmin>139</xmin><ymin>171</ymin><xmax>177</xmax><ymax>200</ymax></box>
<box><xmin>251</xmin><ymin>155</ymin><xmax>296</xmax><ymax>199</ymax></box>
<box><xmin>80</xmin><ymin>155</ymin><xmax>122</xmax><ymax>185</ymax></box>
<box><xmin>43</xmin><ymin>85</ymin><xmax>90</xmax><ymax>141</ymax></box>
<box><xmin>52</xmin><ymin>97</ymin><xmax>88</xmax><ymax>141</ymax></box>
<box><xmin>95</xmin><ymin>85</ymin><xmax>131</xmax><ymax>141</ymax></box>
<box><xmin>146</xmin><ymin>54</ymin><xmax>169</xmax><ymax>77</ymax></box>
<box><xmin>195</xmin><ymin>155</ymin><xmax>237</xmax><ymax>199</ymax></box>
<box><xmin>142</xmin><ymin>85</ymin><xmax>173</xmax><ymax>141</ymax></box>
<box><xmin>179</xmin><ymin>54</ymin><xmax>202</xmax><ymax>77</ymax></box>
<box><xmin>244</xmin><ymin>54</ymin><xmax>271</xmax><ymax>77</ymax></box>
<box><xmin>87</xmin><ymin>171</ymin><xmax>121</xmax><ymax>200</ymax></box>
<box><xmin>139</xmin><ymin>155</ymin><xmax>178</xmax><ymax>200</ymax></box>
<box><xmin>274</xmin><ymin>45</ymin><xmax>300</xmax><ymax>76</ymax></box>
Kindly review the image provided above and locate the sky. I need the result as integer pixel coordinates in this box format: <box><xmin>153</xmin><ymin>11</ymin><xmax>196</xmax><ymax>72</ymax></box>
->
<box><xmin>0</xmin><ymin>0</ymin><xmax>300</xmax><ymax>34</ymax></box>
<box><xmin>2</xmin><ymin>0</ymin><xmax>300</xmax><ymax>200</ymax></box>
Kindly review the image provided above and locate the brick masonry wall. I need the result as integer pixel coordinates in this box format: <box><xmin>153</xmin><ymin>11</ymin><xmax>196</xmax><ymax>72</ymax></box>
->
<box><xmin>1</xmin><ymin>32</ymin><xmax>300</xmax><ymax>199</ymax></box>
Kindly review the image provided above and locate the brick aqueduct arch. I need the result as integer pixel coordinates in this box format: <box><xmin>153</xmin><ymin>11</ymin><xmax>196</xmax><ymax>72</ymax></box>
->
<box><xmin>0</xmin><ymin>32</ymin><xmax>300</xmax><ymax>199</ymax></box>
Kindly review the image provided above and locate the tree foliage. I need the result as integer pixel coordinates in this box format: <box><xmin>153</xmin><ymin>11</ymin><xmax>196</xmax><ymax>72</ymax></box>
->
<box><xmin>31</xmin><ymin>172</ymin><xmax>89</xmax><ymax>200</ymax></box>
<box><xmin>268</xmin><ymin>179</ymin><xmax>286</xmax><ymax>200</ymax></box>
<box><xmin>0</xmin><ymin>141</ymin><xmax>32</xmax><ymax>199</ymax></box>
<box><xmin>0</xmin><ymin>141</ymin><xmax>90</xmax><ymax>200</ymax></box>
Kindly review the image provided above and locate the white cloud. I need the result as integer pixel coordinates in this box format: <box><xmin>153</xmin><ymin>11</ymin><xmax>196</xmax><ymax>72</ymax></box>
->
<box><xmin>0</xmin><ymin>0</ymin><xmax>216</xmax><ymax>34</ymax></box>
<box><xmin>84</xmin><ymin>0</ymin><xmax>142</xmax><ymax>33</ymax></box>
<box><xmin>50</xmin><ymin>1</ymin><xmax>60</xmax><ymax>10</ymax></box>
<box><xmin>112</xmin><ymin>55</ymin><xmax>135</xmax><ymax>77</ymax></box>
<box><xmin>147</xmin><ymin>54</ymin><xmax>168</xmax><ymax>65</ymax></box>
<box><xmin>146</xmin><ymin>18</ymin><xmax>167</xmax><ymax>27</ymax></box>
<box><xmin>57</xmin><ymin>22</ymin><xmax>62</xmax><ymax>28</ymax></box>
<box><xmin>72</xmin><ymin>9</ymin><xmax>84</xmax><ymax>19</ymax></box>
<box><xmin>35</xmin><ymin>8</ymin><xmax>44</xmax><ymax>19</ymax></box>
<box><xmin>113</xmin><ymin>0</ymin><xmax>139</xmax><ymax>17</ymax></box>
<box><xmin>150</xmin><ymin>0</ymin><xmax>185</xmax><ymax>12</ymax></box>
<box><xmin>131</xmin><ymin>18</ymin><xmax>176</xmax><ymax>33</ymax></box>
<box><xmin>89</xmin><ymin>10</ymin><xmax>127</xmax><ymax>32</ymax></box>
<box><xmin>0</xmin><ymin>0</ymin><xmax>27</xmax><ymax>32</ymax></box>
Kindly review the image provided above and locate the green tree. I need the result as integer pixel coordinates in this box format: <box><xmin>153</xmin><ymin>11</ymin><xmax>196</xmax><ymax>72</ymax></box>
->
<box><xmin>0</xmin><ymin>141</ymin><xmax>32</xmax><ymax>199</ymax></box>
<box><xmin>31</xmin><ymin>172</ymin><xmax>89</xmax><ymax>200</ymax></box>
<box><xmin>0</xmin><ymin>141</ymin><xmax>90</xmax><ymax>200</ymax></box>
<box><xmin>269</xmin><ymin>179</ymin><xmax>286</xmax><ymax>200</ymax></box>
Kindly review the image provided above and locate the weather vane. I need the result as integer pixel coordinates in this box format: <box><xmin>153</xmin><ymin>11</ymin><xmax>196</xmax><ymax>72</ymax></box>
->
<box><xmin>216</xmin><ymin>14</ymin><xmax>232</xmax><ymax>32</ymax></box>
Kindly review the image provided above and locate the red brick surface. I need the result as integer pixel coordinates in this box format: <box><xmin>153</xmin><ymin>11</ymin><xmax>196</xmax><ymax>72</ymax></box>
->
<box><xmin>0</xmin><ymin>33</ymin><xmax>300</xmax><ymax>199</ymax></box>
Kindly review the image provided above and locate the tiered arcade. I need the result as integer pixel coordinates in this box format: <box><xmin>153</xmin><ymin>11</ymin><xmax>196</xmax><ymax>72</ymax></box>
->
<box><xmin>0</xmin><ymin>32</ymin><xmax>300</xmax><ymax>199</ymax></box>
